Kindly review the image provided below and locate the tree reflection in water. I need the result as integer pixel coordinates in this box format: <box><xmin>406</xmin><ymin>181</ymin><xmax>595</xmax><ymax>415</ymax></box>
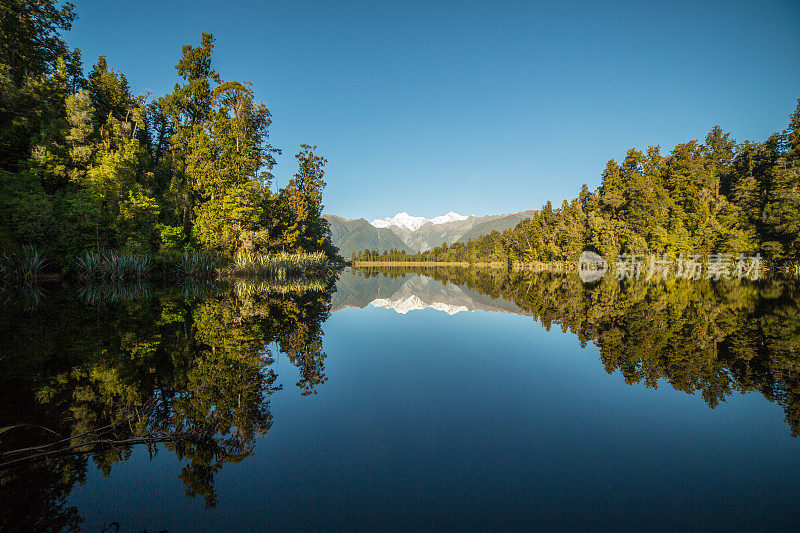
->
<box><xmin>2</xmin><ymin>268</ymin><xmax>800</xmax><ymax>530</ymax></box>
<box><xmin>0</xmin><ymin>279</ymin><xmax>333</xmax><ymax>531</ymax></box>
<box><xmin>355</xmin><ymin>266</ymin><xmax>800</xmax><ymax>436</ymax></box>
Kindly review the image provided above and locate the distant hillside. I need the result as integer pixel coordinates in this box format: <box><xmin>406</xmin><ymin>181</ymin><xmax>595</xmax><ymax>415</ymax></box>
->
<box><xmin>324</xmin><ymin>210</ymin><xmax>539</xmax><ymax>256</ymax></box>
<box><xmin>387</xmin><ymin>215</ymin><xmax>495</xmax><ymax>252</ymax></box>
<box><xmin>323</xmin><ymin>215</ymin><xmax>413</xmax><ymax>257</ymax></box>
<box><xmin>392</xmin><ymin>210</ymin><xmax>538</xmax><ymax>251</ymax></box>
<box><xmin>456</xmin><ymin>210</ymin><xmax>537</xmax><ymax>243</ymax></box>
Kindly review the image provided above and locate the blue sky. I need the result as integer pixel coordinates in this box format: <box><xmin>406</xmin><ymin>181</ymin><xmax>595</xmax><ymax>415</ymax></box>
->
<box><xmin>65</xmin><ymin>0</ymin><xmax>800</xmax><ymax>220</ymax></box>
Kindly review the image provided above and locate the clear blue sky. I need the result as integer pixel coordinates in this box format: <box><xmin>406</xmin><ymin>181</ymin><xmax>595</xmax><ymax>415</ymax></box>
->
<box><xmin>65</xmin><ymin>0</ymin><xmax>800</xmax><ymax>220</ymax></box>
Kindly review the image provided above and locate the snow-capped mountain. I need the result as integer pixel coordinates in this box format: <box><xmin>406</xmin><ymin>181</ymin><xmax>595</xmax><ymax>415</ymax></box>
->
<box><xmin>322</xmin><ymin>209</ymin><xmax>537</xmax><ymax>256</ymax></box>
<box><xmin>370</xmin><ymin>211</ymin><xmax>469</xmax><ymax>231</ymax></box>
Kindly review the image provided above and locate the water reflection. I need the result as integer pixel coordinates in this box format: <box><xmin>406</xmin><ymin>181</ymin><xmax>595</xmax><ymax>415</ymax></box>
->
<box><xmin>0</xmin><ymin>279</ymin><xmax>333</xmax><ymax>530</ymax></box>
<box><xmin>352</xmin><ymin>265</ymin><xmax>800</xmax><ymax>436</ymax></box>
<box><xmin>1</xmin><ymin>268</ymin><xmax>799</xmax><ymax>529</ymax></box>
<box><xmin>332</xmin><ymin>268</ymin><xmax>526</xmax><ymax>315</ymax></box>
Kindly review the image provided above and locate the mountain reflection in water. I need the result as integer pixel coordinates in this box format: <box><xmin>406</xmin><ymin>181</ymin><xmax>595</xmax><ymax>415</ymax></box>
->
<box><xmin>1</xmin><ymin>267</ymin><xmax>799</xmax><ymax>531</ymax></box>
<box><xmin>332</xmin><ymin>270</ymin><xmax>527</xmax><ymax>315</ymax></box>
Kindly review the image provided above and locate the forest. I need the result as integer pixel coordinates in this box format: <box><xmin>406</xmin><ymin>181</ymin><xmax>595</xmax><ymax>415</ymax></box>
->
<box><xmin>0</xmin><ymin>1</ymin><xmax>338</xmax><ymax>279</ymax></box>
<box><xmin>356</xmin><ymin>101</ymin><xmax>800</xmax><ymax>271</ymax></box>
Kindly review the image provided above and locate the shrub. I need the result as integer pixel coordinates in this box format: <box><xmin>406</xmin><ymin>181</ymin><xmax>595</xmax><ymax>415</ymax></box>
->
<box><xmin>0</xmin><ymin>245</ymin><xmax>48</xmax><ymax>282</ymax></box>
<box><xmin>75</xmin><ymin>250</ymin><xmax>152</xmax><ymax>280</ymax></box>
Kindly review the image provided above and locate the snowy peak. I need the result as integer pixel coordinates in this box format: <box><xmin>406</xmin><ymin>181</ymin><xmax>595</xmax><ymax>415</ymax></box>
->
<box><xmin>371</xmin><ymin>295</ymin><xmax>469</xmax><ymax>315</ymax></box>
<box><xmin>429</xmin><ymin>211</ymin><xmax>470</xmax><ymax>225</ymax></box>
<box><xmin>370</xmin><ymin>211</ymin><xmax>469</xmax><ymax>231</ymax></box>
<box><xmin>371</xmin><ymin>212</ymin><xmax>429</xmax><ymax>231</ymax></box>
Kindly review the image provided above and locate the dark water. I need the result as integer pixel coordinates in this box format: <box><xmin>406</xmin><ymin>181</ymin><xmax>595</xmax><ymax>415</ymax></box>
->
<box><xmin>2</xmin><ymin>268</ymin><xmax>800</xmax><ymax>531</ymax></box>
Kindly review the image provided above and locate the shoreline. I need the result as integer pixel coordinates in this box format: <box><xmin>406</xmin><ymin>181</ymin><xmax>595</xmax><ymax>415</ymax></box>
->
<box><xmin>351</xmin><ymin>261</ymin><xmax>577</xmax><ymax>271</ymax></box>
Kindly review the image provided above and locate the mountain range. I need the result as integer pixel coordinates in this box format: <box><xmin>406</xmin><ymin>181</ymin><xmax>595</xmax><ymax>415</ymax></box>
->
<box><xmin>323</xmin><ymin>209</ymin><xmax>536</xmax><ymax>257</ymax></box>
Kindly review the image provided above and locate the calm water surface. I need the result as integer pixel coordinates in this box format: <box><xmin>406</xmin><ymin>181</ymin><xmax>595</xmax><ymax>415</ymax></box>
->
<box><xmin>2</xmin><ymin>268</ymin><xmax>800</xmax><ymax>531</ymax></box>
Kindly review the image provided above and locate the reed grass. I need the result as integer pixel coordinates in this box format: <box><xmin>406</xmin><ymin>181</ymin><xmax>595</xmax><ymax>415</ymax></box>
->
<box><xmin>232</xmin><ymin>251</ymin><xmax>329</xmax><ymax>278</ymax></box>
<box><xmin>76</xmin><ymin>250</ymin><xmax>152</xmax><ymax>280</ymax></box>
<box><xmin>170</xmin><ymin>251</ymin><xmax>223</xmax><ymax>278</ymax></box>
<box><xmin>0</xmin><ymin>245</ymin><xmax>48</xmax><ymax>282</ymax></box>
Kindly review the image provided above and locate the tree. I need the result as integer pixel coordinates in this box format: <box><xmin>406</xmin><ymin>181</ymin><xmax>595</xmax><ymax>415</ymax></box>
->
<box><xmin>87</xmin><ymin>56</ymin><xmax>133</xmax><ymax>130</ymax></box>
<box><xmin>0</xmin><ymin>0</ymin><xmax>76</xmax><ymax>86</ymax></box>
<box><xmin>161</xmin><ymin>32</ymin><xmax>221</xmax><ymax>236</ymax></box>
<box><xmin>0</xmin><ymin>1</ymin><xmax>78</xmax><ymax>171</ymax></box>
<box><xmin>271</xmin><ymin>145</ymin><xmax>337</xmax><ymax>257</ymax></box>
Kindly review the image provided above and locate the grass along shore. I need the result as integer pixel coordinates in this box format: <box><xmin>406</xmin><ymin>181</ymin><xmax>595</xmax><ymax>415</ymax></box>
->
<box><xmin>232</xmin><ymin>251</ymin><xmax>332</xmax><ymax>279</ymax></box>
<box><xmin>1</xmin><ymin>246</ymin><xmax>337</xmax><ymax>284</ymax></box>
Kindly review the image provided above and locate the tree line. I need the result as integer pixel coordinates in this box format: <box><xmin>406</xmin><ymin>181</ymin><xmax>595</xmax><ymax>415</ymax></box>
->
<box><xmin>353</xmin><ymin>248</ymin><xmax>420</xmax><ymax>262</ymax></box>
<box><xmin>0</xmin><ymin>1</ymin><xmax>338</xmax><ymax>271</ymax></box>
<box><xmin>359</xmin><ymin>101</ymin><xmax>800</xmax><ymax>267</ymax></box>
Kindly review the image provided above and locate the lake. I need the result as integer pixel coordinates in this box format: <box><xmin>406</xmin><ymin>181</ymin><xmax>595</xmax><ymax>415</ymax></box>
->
<box><xmin>2</xmin><ymin>267</ymin><xmax>800</xmax><ymax>531</ymax></box>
